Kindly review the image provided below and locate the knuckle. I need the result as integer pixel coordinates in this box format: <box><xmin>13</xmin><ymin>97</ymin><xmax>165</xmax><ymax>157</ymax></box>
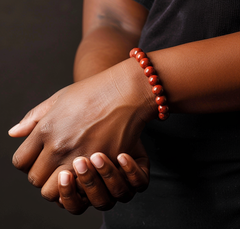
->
<box><xmin>82</xmin><ymin>180</ymin><xmax>96</xmax><ymax>189</ymax></box>
<box><xmin>28</xmin><ymin>173</ymin><xmax>42</xmax><ymax>188</ymax></box>
<box><xmin>126</xmin><ymin>166</ymin><xmax>138</xmax><ymax>177</ymax></box>
<box><xmin>125</xmin><ymin>166</ymin><xmax>150</xmax><ymax>192</ymax></box>
<box><xmin>101</xmin><ymin>167</ymin><xmax>114</xmax><ymax>180</ymax></box>
<box><xmin>12</xmin><ymin>155</ymin><xmax>25</xmax><ymax>171</ymax></box>
<box><xmin>49</xmin><ymin>139</ymin><xmax>70</xmax><ymax>156</ymax></box>
<box><xmin>140</xmin><ymin>166</ymin><xmax>150</xmax><ymax>178</ymax></box>
<box><xmin>39</xmin><ymin>121</ymin><xmax>52</xmax><ymax>136</ymax></box>
<box><xmin>41</xmin><ymin>189</ymin><xmax>58</xmax><ymax>202</ymax></box>
<box><xmin>78</xmin><ymin>173</ymin><xmax>97</xmax><ymax>189</ymax></box>
<box><xmin>60</xmin><ymin>189</ymin><xmax>75</xmax><ymax>199</ymax></box>
<box><xmin>112</xmin><ymin>189</ymin><xmax>129</xmax><ymax>199</ymax></box>
<box><xmin>94</xmin><ymin>201</ymin><xmax>116</xmax><ymax>211</ymax></box>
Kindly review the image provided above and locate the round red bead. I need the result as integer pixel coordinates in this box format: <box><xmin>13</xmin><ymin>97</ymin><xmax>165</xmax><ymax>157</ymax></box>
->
<box><xmin>140</xmin><ymin>58</ymin><xmax>151</xmax><ymax>69</ymax></box>
<box><xmin>129</xmin><ymin>48</ymin><xmax>142</xmax><ymax>58</ymax></box>
<box><xmin>155</xmin><ymin>96</ymin><xmax>166</xmax><ymax>105</ymax></box>
<box><xmin>130</xmin><ymin>48</ymin><xmax>170</xmax><ymax>121</ymax></box>
<box><xmin>148</xmin><ymin>75</ymin><xmax>159</xmax><ymax>86</ymax></box>
<box><xmin>158</xmin><ymin>112</ymin><xmax>170</xmax><ymax>120</ymax></box>
<box><xmin>158</xmin><ymin>105</ymin><xmax>169</xmax><ymax>113</ymax></box>
<box><xmin>136</xmin><ymin>52</ymin><xmax>147</xmax><ymax>62</ymax></box>
<box><xmin>152</xmin><ymin>85</ymin><xmax>163</xmax><ymax>95</ymax></box>
<box><xmin>144</xmin><ymin>66</ymin><xmax>155</xmax><ymax>77</ymax></box>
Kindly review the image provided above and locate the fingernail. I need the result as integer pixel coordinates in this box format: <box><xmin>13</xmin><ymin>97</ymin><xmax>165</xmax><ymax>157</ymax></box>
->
<box><xmin>90</xmin><ymin>153</ymin><xmax>104</xmax><ymax>169</ymax></box>
<box><xmin>117</xmin><ymin>154</ymin><xmax>128</xmax><ymax>166</ymax></box>
<box><xmin>8</xmin><ymin>123</ymin><xmax>20</xmax><ymax>135</ymax></box>
<box><xmin>60</xmin><ymin>171</ymin><xmax>70</xmax><ymax>186</ymax></box>
<box><xmin>74</xmin><ymin>158</ymin><xmax>88</xmax><ymax>174</ymax></box>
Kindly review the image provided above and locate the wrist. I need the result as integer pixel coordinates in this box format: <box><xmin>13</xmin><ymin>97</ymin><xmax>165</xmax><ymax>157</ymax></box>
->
<box><xmin>112</xmin><ymin>57</ymin><xmax>158</xmax><ymax>122</ymax></box>
<box><xmin>129</xmin><ymin>48</ymin><xmax>170</xmax><ymax>120</ymax></box>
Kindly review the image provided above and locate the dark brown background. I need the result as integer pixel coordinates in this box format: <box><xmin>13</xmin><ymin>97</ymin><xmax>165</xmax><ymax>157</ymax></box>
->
<box><xmin>0</xmin><ymin>0</ymin><xmax>102</xmax><ymax>228</ymax></box>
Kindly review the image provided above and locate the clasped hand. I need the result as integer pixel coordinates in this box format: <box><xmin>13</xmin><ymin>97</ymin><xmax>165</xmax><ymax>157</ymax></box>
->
<box><xmin>9</xmin><ymin>60</ymin><xmax>154</xmax><ymax>214</ymax></box>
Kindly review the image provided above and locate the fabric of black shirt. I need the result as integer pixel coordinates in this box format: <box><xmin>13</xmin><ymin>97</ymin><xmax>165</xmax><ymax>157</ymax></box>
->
<box><xmin>102</xmin><ymin>1</ymin><xmax>240</xmax><ymax>228</ymax></box>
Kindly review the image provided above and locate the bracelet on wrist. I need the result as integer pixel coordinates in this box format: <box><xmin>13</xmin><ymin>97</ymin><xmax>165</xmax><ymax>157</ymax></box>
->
<box><xmin>129</xmin><ymin>48</ymin><xmax>170</xmax><ymax>120</ymax></box>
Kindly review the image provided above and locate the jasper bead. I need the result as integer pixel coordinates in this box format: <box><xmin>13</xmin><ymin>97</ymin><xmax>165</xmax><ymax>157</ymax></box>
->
<box><xmin>140</xmin><ymin>58</ymin><xmax>151</xmax><ymax>69</ymax></box>
<box><xmin>159</xmin><ymin>112</ymin><xmax>170</xmax><ymax>120</ymax></box>
<box><xmin>129</xmin><ymin>48</ymin><xmax>170</xmax><ymax>121</ymax></box>
<box><xmin>148</xmin><ymin>75</ymin><xmax>159</xmax><ymax>86</ymax></box>
<box><xmin>158</xmin><ymin>105</ymin><xmax>169</xmax><ymax>113</ymax></box>
<box><xmin>144</xmin><ymin>66</ymin><xmax>155</xmax><ymax>77</ymax></box>
<box><xmin>136</xmin><ymin>52</ymin><xmax>147</xmax><ymax>62</ymax></box>
<box><xmin>129</xmin><ymin>48</ymin><xmax>142</xmax><ymax>58</ymax></box>
<box><xmin>155</xmin><ymin>96</ymin><xmax>166</xmax><ymax>105</ymax></box>
<box><xmin>152</xmin><ymin>85</ymin><xmax>163</xmax><ymax>95</ymax></box>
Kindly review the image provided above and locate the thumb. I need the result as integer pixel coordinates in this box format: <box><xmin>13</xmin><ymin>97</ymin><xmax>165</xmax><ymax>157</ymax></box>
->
<box><xmin>132</xmin><ymin>140</ymin><xmax>150</xmax><ymax>181</ymax></box>
<box><xmin>8</xmin><ymin>90</ymin><xmax>62</xmax><ymax>137</ymax></box>
<box><xmin>118</xmin><ymin>140</ymin><xmax>150</xmax><ymax>193</ymax></box>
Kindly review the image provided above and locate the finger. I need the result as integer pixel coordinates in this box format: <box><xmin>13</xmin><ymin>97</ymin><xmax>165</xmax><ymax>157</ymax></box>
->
<box><xmin>12</xmin><ymin>129</ymin><xmax>43</xmax><ymax>173</ymax></box>
<box><xmin>42</xmin><ymin>167</ymin><xmax>90</xmax><ymax>214</ymax></box>
<box><xmin>27</xmin><ymin>146</ymin><xmax>60</xmax><ymax>188</ymax></box>
<box><xmin>73</xmin><ymin>157</ymin><xmax>116</xmax><ymax>211</ymax></box>
<box><xmin>8</xmin><ymin>90</ymin><xmax>62</xmax><ymax>137</ymax></box>
<box><xmin>41</xmin><ymin>165</ymin><xmax>72</xmax><ymax>202</ymax></box>
<box><xmin>8</xmin><ymin>103</ymin><xmax>50</xmax><ymax>137</ymax></box>
<box><xmin>117</xmin><ymin>153</ymin><xmax>149</xmax><ymax>193</ymax></box>
<box><xmin>90</xmin><ymin>153</ymin><xmax>134</xmax><ymax>203</ymax></box>
<box><xmin>27</xmin><ymin>135</ymin><xmax>78</xmax><ymax>188</ymax></box>
<box><xmin>41</xmin><ymin>163</ymin><xmax>86</xmax><ymax>202</ymax></box>
<box><xmin>58</xmin><ymin>171</ymin><xmax>89</xmax><ymax>215</ymax></box>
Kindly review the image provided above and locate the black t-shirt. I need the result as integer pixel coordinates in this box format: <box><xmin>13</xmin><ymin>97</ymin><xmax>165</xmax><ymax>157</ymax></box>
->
<box><xmin>102</xmin><ymin>1</ymin><xmax>240</xmax><ymax>228</ymax></box>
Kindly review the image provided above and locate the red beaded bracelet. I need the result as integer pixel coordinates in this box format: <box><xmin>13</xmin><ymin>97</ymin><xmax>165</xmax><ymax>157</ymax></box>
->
<box><xmin>129</xmin><ymin>48</ymin><xmax>170</xmax><ymax>120</ymax></box>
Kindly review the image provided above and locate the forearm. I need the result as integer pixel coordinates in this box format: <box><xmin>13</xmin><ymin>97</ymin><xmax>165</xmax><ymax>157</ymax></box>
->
<box><xmin>74</xmin><ymin>31</ymin><xmax>240</xmax><ymax>117</ymax></box>
<box><xmin>73</xmin><ymin>26</ymin><xmax>139</xmax><ymax>82</ymax></box>
<box><xmin>146</xmin><ymin>32</ymin><xmax>240</xmax><ymax>114</ymax></box>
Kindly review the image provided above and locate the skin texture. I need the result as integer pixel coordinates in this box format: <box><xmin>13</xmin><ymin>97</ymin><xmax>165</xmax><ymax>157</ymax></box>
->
<box><xmin>74</xmin><ymin>0</ymin><xmax>148</xmax><ymax>81</ymax></box>
<box><xmin>57</xmin><ymin>151</ymin><xmax>149</xmax><ymax>214</ymax></box>
<box><xmin>147</xmin><ymin>32</ymin><xmax>240</xmax><ymax>113</ymax></box>
<box><xmin>10</xmin><ymin>58</ymin><xmax>155</xmax><ymax>203</ymax></box>
<box><xmin>55</xmin><ymin>0</ymin><xmax>150</xmax><ymax>212</ymax></box>
<box><xmin>9</xmin><ymin>0</ymin><xmax>240</xmax><ymax>214</ymax></box>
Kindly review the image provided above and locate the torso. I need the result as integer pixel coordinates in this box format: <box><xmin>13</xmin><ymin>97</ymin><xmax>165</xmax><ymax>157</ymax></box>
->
<box><xmin>103</xmin><ymin>1</ymin><xmax>240</xmax><ymax>228</ymax></box>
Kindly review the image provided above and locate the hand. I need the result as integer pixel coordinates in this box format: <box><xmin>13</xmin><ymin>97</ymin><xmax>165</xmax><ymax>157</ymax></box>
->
<box><xmin>58</xmin><ymin>150</ymin><xmax>149</xmax><ymax>215</ymax></box>
<box><xmin>9</xmin><ymin>59</ymin><xmax>155</xmax><ymax>201</ymax></box>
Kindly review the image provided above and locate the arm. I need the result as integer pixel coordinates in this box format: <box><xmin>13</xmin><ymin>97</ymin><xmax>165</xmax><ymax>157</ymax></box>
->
<box><xmin>147</xmin><ymin>32</ymin><xmax>240</xmax><ymax>113</ymax></box>
<box><xmin>8</xmin><ymin>0</ymin><xmax>148</xmax><ymax>138</ymax></box>
<box><xmin>73</xmin><ymin>0</ymin><xmax>148</xmax><ymax>81</ymax></box>
<box><xmin>9</xmin><ymin>2</ymin><xmax>240</xmax><ymax>203</ymax></box>
<box><xmin>57</xmin><ymin>32</ymin><xmax>240</xmax><ymax>213</ymax></box>
<box><xmin>76</xmin><ymin>0</ymin><xmax>240</xmax><ymax>111</ymax></box>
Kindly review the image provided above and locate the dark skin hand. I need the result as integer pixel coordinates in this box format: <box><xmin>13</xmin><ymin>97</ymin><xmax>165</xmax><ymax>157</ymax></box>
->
<box><xmin>9</xmin><ymin>1</ymin><xmax>150</xmax><ymax>211</ymax></box>
<box><xmin>56</xmin><ymin>1</ymin><xmax>148</xmax><ymax>214</ymax></box>
<box><xmin>9</xmin><ymin>58</ymin><xmax>155</xmax><ymax>202</ymax></box>
<box><xmin>9</xmin><ymin>0</ymin><xmax>240</xmax><ymax>214</ymax></box>
<box><xmin>57</xmin><ymin>150</ymin><xmax>149</xmax><ymax>214</ymax></box>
